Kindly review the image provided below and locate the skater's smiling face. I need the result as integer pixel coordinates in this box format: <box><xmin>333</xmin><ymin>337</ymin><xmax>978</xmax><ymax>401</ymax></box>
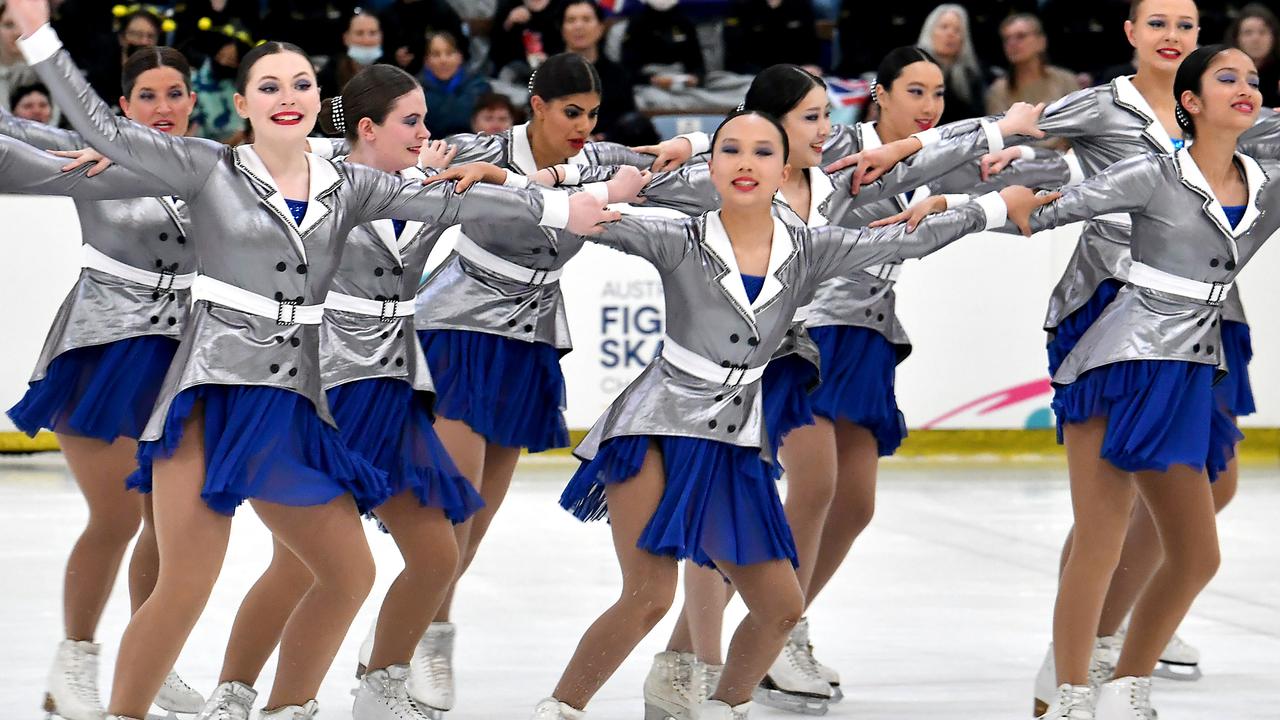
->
<box><xmin>709</xmin><ymin>112</ymin><xmax>791</xmax><ymax>211</ymax></box>
<box><xmin>1125</xmin><ymin>0</ymin><xmax>1200</xmax><ymax>74</ymax></box>
<box><xmin>234</xmin><ymin>44</ymin><xmax>321</xmax><ymax>146</ymax></box>
<box><xmin>1176</xmin><ymin>47</ymin><xmax>1261</xmax><ymax>140</ymax></box>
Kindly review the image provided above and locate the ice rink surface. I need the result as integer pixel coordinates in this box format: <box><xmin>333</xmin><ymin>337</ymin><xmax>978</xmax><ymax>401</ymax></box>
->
<box><xmin>1</xmin><ymin>455</ymin><xmax>1277</xmax><ymax>719</ymax></box>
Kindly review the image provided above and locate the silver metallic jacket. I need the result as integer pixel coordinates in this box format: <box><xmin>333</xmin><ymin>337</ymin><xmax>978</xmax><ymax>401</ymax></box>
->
<box><xmin>1030</xmin><ymin>148</ymin><xmax>1279</xmax><ymax>386</ymax></box>
<box><xmin>29</xmin><ymin>35</ymin><xmax>568</xmax><ymax>439</ymax></box>
<box><xmin>572</xmin><ymin>197</ymin><xmax>1004</xmax><ymax>461</ymax></box>
<box><xmin>0</xmin><ymin>110</ymin><xmax>194</xmax><ymax>381</ymax></box>
<box><xmin>413</xmin><ymin>124</ymin><xmax>651</xmax><ymax>351</ymax></box>
<box><xmin>1002</xmin><ymin>77</ymin><xmax>1279</xmax><ymax>330</ymax></box>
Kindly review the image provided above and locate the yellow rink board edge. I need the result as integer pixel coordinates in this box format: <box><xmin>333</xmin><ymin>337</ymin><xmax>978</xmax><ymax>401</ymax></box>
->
<box><xmin>5</xmin><ymin>429</ymin><xmax>1278</xmax><ymax>464</ymax></box>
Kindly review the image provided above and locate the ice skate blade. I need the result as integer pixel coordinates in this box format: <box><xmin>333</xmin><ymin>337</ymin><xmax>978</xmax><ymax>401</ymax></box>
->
<box><xmin>829</xmin><ymin>685</ymin><xmax>843</xmax><ymax>703</ymax></box>
<box><xmin>355</xmin><ymin>662</ymin><xmax>367</xmax><ymax>679</ymax></box>
<box><xmin>1153</xmin><ymin>661</ymin><xmax>1202</xmax><ymax>682</ymax></box>
<box><xmin>1033</xmin><ymin>698</ymin><xmax>1049</xmax><ymax>717</ymax></box>
<box><xmin>643</xmin><ymin>701</ymin><xmax>690</xmax><ymax>720</ymax></box>
<box><xmin>752</xmin><ymin>687</ymin><xmax>829</xmax><ymax>716</ymax></box>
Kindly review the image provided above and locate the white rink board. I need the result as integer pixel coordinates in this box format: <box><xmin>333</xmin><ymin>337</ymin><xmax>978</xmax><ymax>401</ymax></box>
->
<box><xmin>2</xmin><ymin>194</ymin><xmax>1277</xmax><ymax>432</ymax></box>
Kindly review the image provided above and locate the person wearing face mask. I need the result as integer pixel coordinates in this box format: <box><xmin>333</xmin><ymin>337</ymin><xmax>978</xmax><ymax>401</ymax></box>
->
<box><xmin>421</xmin><ymin>30</ymin><xmax>489</xmax><ymax>138</ymax></box>
<box><xmin>621</xmin><ymin>0</ymin><xmax>705</xmax><ymax>91</ymax></box>
<box><xmin>319</xmin><ymin>12</ymin><xmax>391</xmax><ymax>102</ymax></box>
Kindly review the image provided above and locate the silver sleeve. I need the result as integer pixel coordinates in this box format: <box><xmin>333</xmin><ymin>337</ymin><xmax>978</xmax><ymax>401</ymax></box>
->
<box><xmin>1029</xmin><ymin>153</ymin><xmax>1160</xmax><ymax>232</ymax></box>
<box><xmin>0</xmin><ymin>134</ymin><xmax>175</xmax><ymax>199</ymax></box>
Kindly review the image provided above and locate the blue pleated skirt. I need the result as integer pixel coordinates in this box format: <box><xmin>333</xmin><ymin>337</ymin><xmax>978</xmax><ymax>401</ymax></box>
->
<box><xmin>419</xmin><ymin>329</ymin><xmax>569</xmax><ymax>452</ymax></box>
<box><xmin>326</xmin><ymin>378</ymin><xmax>483</xmax><ymax>523</ymax></box>
<box><xmin>1215</xmin><ymin>320</ymin><xmax>1255</xmax><ymax>418</ymax></box>
<box><xmin>7</xmin><ymin>335</ymin><xmax>178</xmax><ymax>443</ymax></box>
<box><xmin>1052</xmin><ymin>360</ymin><xmax>1235</xmax><ymax>478</ymax></box>
<box><xmin>127</xmin><ymin>384</ymin><xmax>389</xmax><ymax>516</ymax></box>
<box><xmin>807</xmin><ymin>325</ymin><xmax>907</xmax><ymax>457</ymax></box>
<box><xmin>1046</xmin><ymin>279</ymin><xmax>1123</xmax><ymax>377</ymax></box>
<box><xmin>561</xmin><ymin>435</ymin><xmax>798</xmax><ymax>568</ymax></box>
<box><xmin>762</xmin><ymin>354</ymin><xmax>818</xmax><ymax>456</ymax></box>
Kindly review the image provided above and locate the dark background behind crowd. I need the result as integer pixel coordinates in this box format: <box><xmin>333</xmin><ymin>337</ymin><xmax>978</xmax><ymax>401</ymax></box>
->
<box><xmin>2</xmin><ymin>0</ymin><xmax>1277</xmax><ymax>145</ymax></box>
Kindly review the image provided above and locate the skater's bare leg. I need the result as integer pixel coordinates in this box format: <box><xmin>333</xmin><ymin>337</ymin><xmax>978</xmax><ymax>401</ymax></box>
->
<box><xmin>1114</xmin><ymin>466</ymin><xmax>1219</xmax><ymax>678</ymax></box>
<box><xmin>58</xmin><ymin>433</ymin><xmax>144</xmax><ymax>641</ymax></box>
<box><xmin>667</xmin><ymin>564</ymin><xmax>733</xmax><ymax>663</ymax></box>
<box><xmin>218</xmin><ymin>537</ymin><xmax>312</xmax><ymax>685</ymax></box>
<box><xmin>551</xmin><ymin>443</ymin><xmax>678</xmax><ymax>709</ymax></box>
<box><xmin>711</xmin><ymin>558</ymin><xmax>805</xmax><ymax>705</ymax></box>
<box><xmin>252</xmin><ymin>495</ymin><xmax>375</xmax><ymax>709</ymax></box>
<box><xmin>1052</xmin><ymin>419</ymin><xmax>1134</xmax><ymax>686</ymax></box>
<box><xmin>777</xmin><ymin>420</ymin><xmax>837</xmax><ymax>596</ymax></box>
<box><xmin>367</xmin><ymin>492</ymin><xmax>460</xmax><ymax>670</ymax></box>
<box><xmin>127</xmin><ymin>495</ymin><xmax>159</xmax><ymax>615</ymax></box>
<box><xmin>804</xmin><ymin>420</ymin><xmax>877</xmax><ymax>604</ymax></box>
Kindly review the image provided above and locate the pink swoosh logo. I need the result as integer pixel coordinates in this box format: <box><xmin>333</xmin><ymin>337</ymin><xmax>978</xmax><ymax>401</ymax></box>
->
<box><xmin>920</xmin><ymin>378</ymin><xmax>1052</xmax><ymax>429</ymax></box>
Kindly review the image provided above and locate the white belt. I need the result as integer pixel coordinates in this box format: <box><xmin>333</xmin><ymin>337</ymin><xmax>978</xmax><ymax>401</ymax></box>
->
<box><xmin>454</xmin><ymin>231</ymin><xmax>564</xmax><ymax>285</ymax></box>
<box><xmin>1128</xmin><ymin>262</ymin><xmax>1232</xmax><ymax>305</ymax></box>
<box><xmin>863</xmin><ymin>263</ymin><xmax>902</xmax><ymax>283</ymax></box>
<box><xmin>82</xmin><ymin>244</ymin><xmax>196</xmax><ymax>292</ymax></box>
<box><xmin>324</xmin><ymin>291</ymin><xmax>415</xmax><ymax>322</ymax></box>
<box><xmin>661</xmin><ymin>337</ymin><xmax>766</xmax><ymax>386</ymax></box>
<box><xmin>191</xmin><ymin>275</ymin><xmax>325</xmax><ymax>324</ymax></box>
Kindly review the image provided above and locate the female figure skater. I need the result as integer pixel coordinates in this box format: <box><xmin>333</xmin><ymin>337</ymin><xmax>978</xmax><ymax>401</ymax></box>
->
<box><xmin>587</xmin><ymin>60</ymin><xmax>1049</xmax><ymax>716</ymax></box>
<box><xmin>193</xmin><ymin>64</ymin><xmax>641</xmax><ymax>720</ymax></box>
<box><xmin>9</xmin><ymin>3</ymin><xmax>612</xmax><ymax>716</ymax></box>
<box><xmin>539</xmin><ymin>109</ymin><xmax>1052</xmax><ymax>720</ymax></box>
<box><xmin>1</xmin><ymin>46</ymin><xmax>206</xmax><ymax>719</ymax></box>
<box><xmin>407</xmin><ymin>51</ymin><xmax>656</xmax><ymax>712</ymax></box>
<box><xmin>901</xmin><ymin>44</ymin><xmax>1278</xmax><ymax>720</ymax></box>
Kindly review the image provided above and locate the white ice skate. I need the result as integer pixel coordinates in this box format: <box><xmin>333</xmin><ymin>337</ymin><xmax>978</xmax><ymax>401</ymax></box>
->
<box><xmin>44</xmin><ymin>639</ymin><xmax>105</xmax><ymax>720</ymax></box>
<box><xmin>1032</xmin><ymin>637</ymin><xmax>1120</xmax><ymax>716</ymax></box>
<box><xmin>256</xmin><ymin>700</ymin><xmax>318</xmax><ymax>720</ymax></box>
<box><xmin>694</xmin><ymin>662</ymin><xmax>723</xmax><ymax>705</ymax></box>
<box><xmin>1036</xmin><ymin>684</ymin><xmax>1095</xmax><ymax>720</ymax></box>
<box><xmin>791</xmin><ymin>619</ymin><xmax>841</xmax><ymax>702</ymax></box>
<box><xmin>643</xmin><ymin>651</ymin><xmax>698</xmax><ymax>720</ymax></box>
<box><xmin>354</xmin><ymin>664</ymin><xmax>442</xmax><ymax>720</ymax></box>
<box><xmin>408</xmin><ymin>622</ymin><xmax>455</xmax><ymax>711</ymax></box>
<box><xmin>156</xmin><ymin>670</ymin><xmax>206</xmax><ymax>714</ymax></box>
<box><xmin>752</xmin><ymin>635</ymin><xmax>832</xmax><ymax>715</ymax></box>
<box><xmin>1153</xmin><ymin>633</ymin><xmax>1202</xmax><ymax>681</ymax></box>
<box><xmin>531</xmin><ymin>698</ymin><xmax>585</xmax><ymax>719</ymax></box>
<box><xmin>694</xmin><ymin>699</ymin><xmax>752</xmax><ymax>719</ymax></box>
<box><xmin>193</xmin><ymin>681</ymin><xmax>257</xmax><ymax>720</ymax></box>
<box><xmin>1094</xmin><ymin>676</ymin><xmax>1155</xmax><ymax>720</ymax></box>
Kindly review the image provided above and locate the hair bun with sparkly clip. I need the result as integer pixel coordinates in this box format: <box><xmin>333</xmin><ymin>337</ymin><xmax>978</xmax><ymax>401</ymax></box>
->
<box><xmin>870</xmin><ymin>82</ymin><xmax>879</xmax><ymax>104</ymax></box>
<box><xmin>527</xmin><ymin>70</ymin><xmax>538</xmax><ymax>95</ymax></box>
<box><xmin>332</xmin><ymin>95</ymin><xmax>346</xmax><ymax>135</ymax></box>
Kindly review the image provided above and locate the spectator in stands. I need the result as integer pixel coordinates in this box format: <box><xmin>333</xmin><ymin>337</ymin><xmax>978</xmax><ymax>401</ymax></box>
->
<box><xmin>986</xmin><ymin>13</ymin><xmax>1078</xmax><ymax>151</ymax></box>
<box><xmin>490</xmin><ymin>0</ymin><xmax>564</xmax><ymax>81</ymax></box>
<box><xmin>560</xmin><ymin>0</ymin><xmax>636</xmax><ymax>139</ymax></box>
<box><xmin>172</xmin><ymin>0</ymin><xmax>261</xmax><ymax>67</ymax></box>
<box><xmin>722</xmin><ymin>0</ymin><xmax>821</xmax><ymax>76</ymax></box>
<box><xmin>916</xmin><ymin>4</ymin><xmax>986</xmax><ymax>123</ymax></box>
<box><xmin>622</xmin><ymin>0</ymin><xmax>705</xmax><ymax>91</ymax></box>
<box><xmin>9</xmin><ymin>81</ymin><xmax>52</xmax><ymax>123</ymax></box>
<box><xmin>1228</xmin><ymin>3</ymin><xmax>1280</xmax><ymax>108</ymax></box>
<box><xmin>0</xmin><ymin>1</ymin><xmax>40</xmax><ymax>112</ymax></box>
<box><xmin>319</xmin><ymin>11</ymin><xmax>391</xmax><ymax>100</ymax></box>
<box><xmin>85</xmin><ymin>8</ymin><xmax>165</xmax><ymax>108</ymax></box>
<box><xmin>471</xmin><ymin>92</ymin><xmax>521</xmax><ymax>134</ymax></box>
<box><xmin>190</xmin><ymin>32</ymin><xmax>248</xmax><ymax>143</ymax></box>
<box><xmin>421</xmin><ymin>30</ymin><xmax>490</xmax><ymax>137</ymax></box>
<box><xmin>379</xmin><ymin>0</ymin><xmax>469</xmax><ymax>76</ymax></box>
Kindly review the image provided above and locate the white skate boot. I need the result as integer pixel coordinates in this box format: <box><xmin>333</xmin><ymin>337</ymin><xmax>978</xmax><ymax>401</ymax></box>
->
<box><xmin>791</xmin><ymin>619</ymin><xmax>841</xmax><ymax>702</ymax></box>
<box><xmin>1153</xmin><ymin>633</ymin><xmax>1201</xmax><ymax>681</ymax></box>
<box><xmin>354</xmin><ymin>664</ymin><xmax>441</xmax><ymax>720</ymax></box>
<box><xmin>408</xmin><ymin>622</ymin><xmax>455</xmax><ymax>711</ymax></box>
<box><xmin>531</xmin><ymin>698</ymin><xmax>585</xmax><ymax>719</ymax></box>
<box><xmin>192</xmin><ymin>681</ymin><xmax>257</xmax><ymax>720</ymax></box>
<box><xmin>1036</xmin><ymin>684</ymin><xmax>1095</xmax><ymax>719</ymax></box>
<box><xmin>752</xmin><ymin>633</ymin><xmax>831</xmax><ymax>715</ymax></box>
<box><xmin>1033</xmin><ymin>637</ymin><xmax>1120</xmax><ymax>716</ymax></box>
<box><xmin>1094</xmin><ymin>676</ymin><xmax>1155</xmax><ymax>720</ymax></box>
<box><xmin>156</xmin><ymin>670</ymin><xmax>206</xmax><ymax>714</ymax></box>
<box><xmin>256</xmin><ymin>700</ymin><xmax>318</xmax><ymax>720</ymax></box>
<box><xmin>694</xmin><ymin>699</ymin><xmax>752</xmax><ymax>719</ymax></box>
<box><xmin>643</xmin><ymin>651</ymin><xmax>697</xmax><ymax>720</ymax></box>
<box><xmin>694</xmin><ymin>662</ymin><xmax>723</xmax><ymax>705</ymax></box>
<box><xmin>44</xmin><ymin>639</ymin><xmax>105</xmax><ymax>720</ymax></box>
